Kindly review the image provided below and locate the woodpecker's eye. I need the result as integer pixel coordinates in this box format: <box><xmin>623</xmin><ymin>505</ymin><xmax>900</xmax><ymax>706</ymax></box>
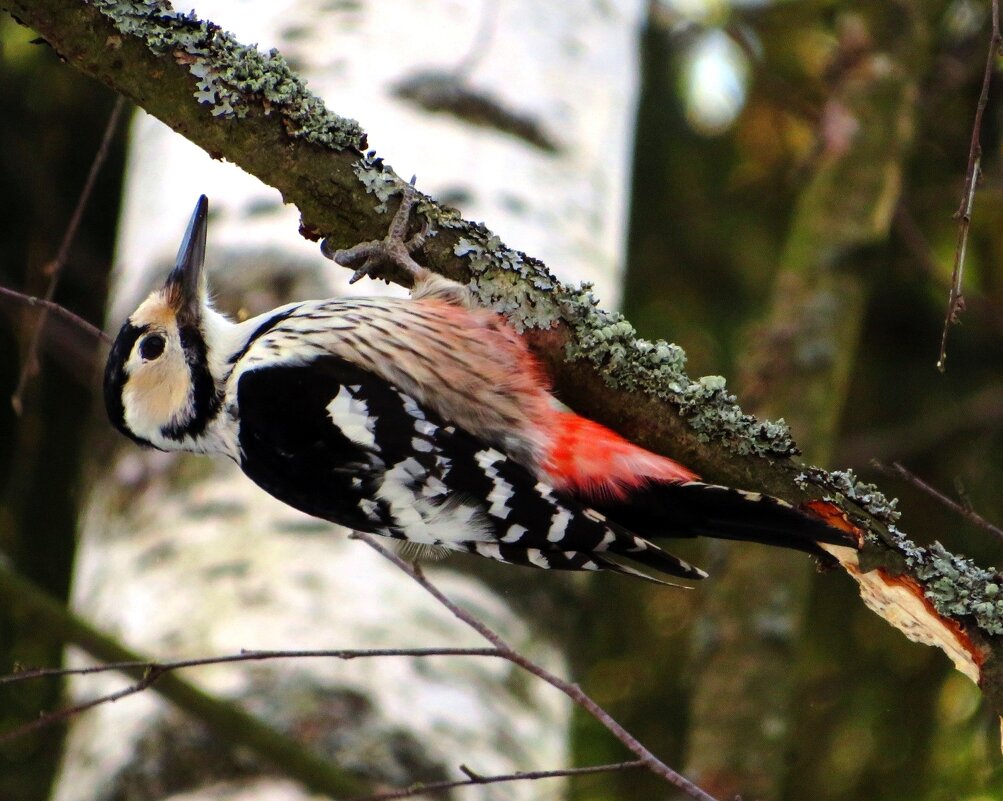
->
<box><xmin>139</xmin><ymin>334</ymin><xmax>166</xmax><ymax>361</ymax></box>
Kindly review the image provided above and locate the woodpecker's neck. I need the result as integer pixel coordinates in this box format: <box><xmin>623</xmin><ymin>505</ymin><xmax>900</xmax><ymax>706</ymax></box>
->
<box><xmin>183</xmin><ymin>304</ymin><xmax>313</xmax><ymax>452</ymax></box>
<box><xmin>169</xmin><ymin>306</ymin><xmax>278</xmax><ymax>455</ymax></box>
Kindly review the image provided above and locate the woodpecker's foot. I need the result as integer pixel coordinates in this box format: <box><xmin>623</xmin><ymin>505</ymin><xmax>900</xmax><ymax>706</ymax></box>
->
<box><xmin>325</xmin><ymin>176</ymin><xmax>431</xmax><ymax>286</ymax></box>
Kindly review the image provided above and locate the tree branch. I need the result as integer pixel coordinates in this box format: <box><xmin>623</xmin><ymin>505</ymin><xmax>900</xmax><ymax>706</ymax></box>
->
<box><xmin>937</xmin><ymin>0</ymin><xmax>1001</xmax><ymax>371</ymax></box>
<box><xmin>10</xmin><ymin>94</ymin><xmax>124</xmax><ymax>414</ymax></box>
<box><xmin>0</xmin><ymin>286</ymin><xmax>112</xmax><ymax>346</ymax></box>
<box><xmin>5</xmin><ymin>0</ymin><xmax>1003</xmax><ymax>726</ymax></box>
<box><xmin>348</xmin><ymin>760</ymin><xmax>645</xmax><ymax>801</ymax></box>
<box><xmin>0</xmin><ymin>566</ymin><xmax>654</xmax><ymax>797</ymax></box>
<box><xmin>873</xmin><ymin>461</ymin><xmax>1003</xmax><ymax>543</ymax></box>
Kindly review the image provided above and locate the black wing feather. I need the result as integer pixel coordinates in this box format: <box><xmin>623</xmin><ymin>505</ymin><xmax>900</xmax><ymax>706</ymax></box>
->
<box><xmin>236</xmin><ymin>357</ymin><xmax>390</xmax><ymax>533</ymax></box>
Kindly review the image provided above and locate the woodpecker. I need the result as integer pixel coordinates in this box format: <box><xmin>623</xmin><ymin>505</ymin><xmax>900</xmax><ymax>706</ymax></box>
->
<box><xmin>104</xmin><ymin>184</ymin><xmax>852</xmax><ymax>582</ymax></box>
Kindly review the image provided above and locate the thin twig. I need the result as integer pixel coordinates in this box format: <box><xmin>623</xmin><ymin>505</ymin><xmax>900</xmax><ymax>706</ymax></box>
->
<box><xmin>0</xmin><ymin>666</ymin><xmax>166</xmax><ymax>745</ymax></box>
<box><xmin>893</xmin><ymin>204</ymin><xmax>1003</xmax><ymax>340</ymax></box>
<box><xmin>349</xmin><ymin>759</ymin><xmax>646</xmax><ymax>801</ymax></box>
<box><xmin>352</xmin><ymin>532</ymin><xmax>721</xmax><ymax>801</ymax></box>
<box><xmin>0</xmin><ymin>646</ymin><xmax>503</xmax><ymax>744</ymax></box>
<box><xmin>937</xmin><ymin>0</ymin><xmax>1001</xmax><ymax>372</ymax></box>
<box><xmin>11</xmin><ymin>95</ymin><xmax>125</xmax><ymax>413</ymax></box>
<box><xmin>0</xmin><ymin>286</ymin><xmax>111</xmax><ymax>345</ymax></box>
<box><xmin>0</xmin><ymin>646</ymin><xmax>503</xmax><ymax>686</ymax></box>
<box><xmin>873</xmin><ymin>460</ymin><xmax>1003</xmax><ymax>542</ymax></box>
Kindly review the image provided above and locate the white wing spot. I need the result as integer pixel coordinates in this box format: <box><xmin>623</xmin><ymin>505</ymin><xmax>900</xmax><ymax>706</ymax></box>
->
<box><xmin>474</xmin><ymin>543</ymin><xmax>502</xmax><ymax>560</ymax></box>
<box><xmin>378</xmin><ymin>462</ymin><xmax>489</xmax><ymax>545</ymax></box>
<box><xmin>412</xmin><ymin>437</ymin><xmax>434</xmax><ymax>453</ymax></box>
<box><xmin>414</xmin><ymin>419</ymin><xmax>438</xmax><ymax>437</ymax></box>
<box><xmin>395</xmin><ymin>457</ymin><xmax>427</xmax><ymax>480</ymax></box>
<box><xmin>326</xmin><ymin>386</ymin><xmax>376</xmax><ymax>449</ymax></box>
<box><xmin>547</xmin><ymin>508</ymin><xmax>572</xmax><ymax>543</ymax></box>
<box><xmin>534</xmin><ymin>482</ymin><xmax>557</xmax><ymax>501</ymax></box>
<box><xmin>398</xmin><ymin>392</ymin><xmax>426</xmax><ymax>420</ymax></box>
<box><xmin>421</xmin><ymin>474</ymin><xmax>449</xmax><ymax>500</ymax></box>
<box><xmin>475</xmin><ymin>449</ymin><xmax>513</xmax><ymax>519</ymax></box>
<box><xmin>502</xmin><ymin>524</ymin><xmax>528</xmax><ymax>543</ymax></box>
<box><xmin>474</xmin><ymin>448</ymin><xmax>505</xmax><ymax>466</ymax></box>
<box><xmin>378</xmin><ymin>466</ymin><xmax>427</xmax><ymax>537</ymax></box>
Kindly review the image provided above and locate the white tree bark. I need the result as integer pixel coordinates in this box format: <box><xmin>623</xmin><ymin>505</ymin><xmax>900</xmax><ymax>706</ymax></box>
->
<box><xmin>55</xmin><ymin>1</ymin><xmax>645</xmax><ymax>798</ymax></box>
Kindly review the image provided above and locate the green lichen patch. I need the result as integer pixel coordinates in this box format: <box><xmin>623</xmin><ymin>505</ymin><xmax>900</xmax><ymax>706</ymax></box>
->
<box><xmin>903</xmin><ymin>540</ymin><xmax>1003</xmax><ymax>635</ymax></box>
<box><xmin>91</xmin><ymin>0</ymin><xmax>366</xmax><ymax>149</ymax></box>
<box><xmin>800</xmin><ymin>467</ymin><xmax>902</xmax><ymax>525</ymax></box>
<box><xmin>351</xmin><ymin>159</ymin><xmax>400</xmax><ymax>213</ymax></box>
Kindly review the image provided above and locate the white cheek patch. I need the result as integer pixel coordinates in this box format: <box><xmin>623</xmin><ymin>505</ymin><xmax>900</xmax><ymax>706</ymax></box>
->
<box><xmin>122</xmin><ymin>340</ymin><xmax>192</xmax><ymax>439</ymax></box>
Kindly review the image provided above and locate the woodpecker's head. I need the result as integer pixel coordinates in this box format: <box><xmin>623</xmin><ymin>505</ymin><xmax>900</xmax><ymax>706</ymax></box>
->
<box><xmin>104</xmin><ymin>196</ymin><xmax>223</xmax><ymax>451</ymax></box>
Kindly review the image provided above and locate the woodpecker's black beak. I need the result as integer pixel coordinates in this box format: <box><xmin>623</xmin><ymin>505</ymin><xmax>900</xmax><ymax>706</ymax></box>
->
<box><xmin>164</xmin><ymin>195</ymin><xmax>209</xmax><ymax>325</ymax></box>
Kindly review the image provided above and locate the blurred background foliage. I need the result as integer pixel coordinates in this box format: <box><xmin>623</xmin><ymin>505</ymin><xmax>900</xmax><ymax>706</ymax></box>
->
<box><xmin>1</xmin><ymin>1</ymin><xmax>1002</xmax><ymax>800</ymax></box>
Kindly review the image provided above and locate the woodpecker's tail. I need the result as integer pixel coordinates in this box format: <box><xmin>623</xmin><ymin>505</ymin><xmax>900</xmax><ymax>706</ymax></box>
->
<box><xmin>592</xmin><ymin>480</ymin><xmax>854</xmax><ymax>554</ymax></box>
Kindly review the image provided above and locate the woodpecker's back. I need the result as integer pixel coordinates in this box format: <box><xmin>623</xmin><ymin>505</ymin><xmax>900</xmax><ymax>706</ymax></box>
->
<box><xmin>104</xmin><ymin>193</ymin><xmax>853</xmax><ymax>582</ymax></box>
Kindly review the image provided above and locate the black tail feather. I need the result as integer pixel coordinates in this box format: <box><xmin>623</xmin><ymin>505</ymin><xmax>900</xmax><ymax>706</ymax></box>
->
<box><xmin>592</xmin><ymin>480</ymin><xmax>854</xmax><ymax>555</ymax></box>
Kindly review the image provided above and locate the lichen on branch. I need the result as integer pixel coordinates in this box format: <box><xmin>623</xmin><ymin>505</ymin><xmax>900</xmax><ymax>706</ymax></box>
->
<box><xmin>91</xmin><ymin>0</ymin><xmax>365</xmax><ymax>146</ymax></box>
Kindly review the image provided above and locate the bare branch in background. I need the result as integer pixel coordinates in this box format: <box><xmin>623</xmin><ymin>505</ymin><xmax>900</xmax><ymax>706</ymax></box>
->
<box><xmin>873</xmin><ymin>460</ymin><xmax>1003</xmax><ymax>542</ymax></box>
<box><xmin>0</xmin><ymin>646</ymin><xmax>504</xmax><ymax>687</ymax></box>
<box><xmin>349</xmin><ymin>760</ymin><xmax>646</xmax><ymax>801</ymax></box>
<box><xmin>10</xmin><ymin>95</ymin><xmax>124</xmax><ymax>412</ymax></box>
<box><xmin>0</xmin><ymin>286</ymin><xmax>112</xmax><ymax>346</ymax></box>
<box><xmin>937</xmin><ymin>0</ymin><xmax>1001</xmax><ymax>372</ymax></box>
<box><xmin>0</xmin><ymin>597</ymin><xmax>670</xmax><ymax>799</ymax></box>
<box><xmin>0</xmin><ymin>646</ymin><xmax>499</xmax><ymax>746</ymax></box>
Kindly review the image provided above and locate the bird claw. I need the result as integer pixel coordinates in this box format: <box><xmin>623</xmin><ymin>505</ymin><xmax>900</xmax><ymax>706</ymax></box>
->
<box><xmin>325</xmin><ymin>176</ymin><xmax>431</xmax><ymax>286</ymax></box>
<box><xmin>348</xmin><ymin>257</ymin><xmax>380</xmax><ymax>285</ymax></box>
